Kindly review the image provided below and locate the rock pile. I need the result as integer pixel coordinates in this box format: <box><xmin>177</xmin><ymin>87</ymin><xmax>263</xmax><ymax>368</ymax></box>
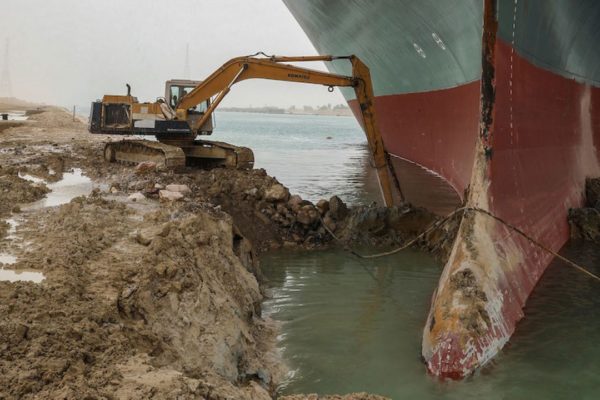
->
<box><xmin>569</xmin><ymin>177</ymin><xmax>600</xmax><ymax>241</ymax></box>
<box><xmin>101</xmin><ymin>166</ymin><xmax>445</xmax><ymax>254</ymax></box>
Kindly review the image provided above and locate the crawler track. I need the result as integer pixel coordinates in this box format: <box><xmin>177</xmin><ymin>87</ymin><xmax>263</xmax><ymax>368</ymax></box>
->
<box><xmin>104</xmin><ymin>140</ymin><xmax>186</xmax><ymax>168</ymax></box>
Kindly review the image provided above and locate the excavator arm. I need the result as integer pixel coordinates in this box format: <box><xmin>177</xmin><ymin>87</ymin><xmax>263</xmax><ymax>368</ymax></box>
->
<box><xmin>177</xmin><ymin>55</ymin><xmax>398</xmax><ymax>206</ymax></box>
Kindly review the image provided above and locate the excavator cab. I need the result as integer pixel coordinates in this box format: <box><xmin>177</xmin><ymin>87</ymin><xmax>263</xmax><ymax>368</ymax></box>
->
<box><xmin>165</xmin><ymin>79</ymin><xmax>213</xmax><ymax>134</ymax></box>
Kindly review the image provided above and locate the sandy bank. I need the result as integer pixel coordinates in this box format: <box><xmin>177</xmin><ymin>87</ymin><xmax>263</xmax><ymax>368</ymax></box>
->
<box><xmin>0</xmin><ymin>102</ymin><xmax>451</xmax><ymax>398</ymax></box>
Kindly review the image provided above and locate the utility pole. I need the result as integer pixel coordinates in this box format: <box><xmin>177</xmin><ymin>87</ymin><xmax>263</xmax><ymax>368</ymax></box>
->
<box><xmin>183</xmin><ymin>43</ymin><xmax>190</xmax><ymax>80</ymax></box>
<box><xmin>0</xmin><ymin>38</ymin><xmax>13</xmax><ymax>98</ymax></box>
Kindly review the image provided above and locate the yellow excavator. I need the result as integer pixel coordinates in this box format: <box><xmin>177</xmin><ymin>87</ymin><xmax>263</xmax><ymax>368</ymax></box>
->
<box><xmin>89</xmin><ymin>54</ymin><xmax>396</xmax><ymax>206</ymax></box>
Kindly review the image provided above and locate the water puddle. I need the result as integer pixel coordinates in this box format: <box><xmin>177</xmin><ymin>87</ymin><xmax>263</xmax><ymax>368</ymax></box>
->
<box><xmin>6</xmin><ymin>218</ymin><xmax>18</xmax><ymax>239</ymax></box>
<box><xmin>0</xmin><ymin>110</ymin><xmax>28</xmax><ymax>121</ymax></box>
<box><xmin>22</xmin><ymin>168</ymin><xmax>93</xmax><ymax>210</ymax></box>
<box><xmin>18</xmin><ymin>171</ymin><xmax>45</xmax><ymax>184</ymax></box>
<box><xmin>0</xmin><ymin>268</ymin><xmax>45</xmax><ymax>283</ymax></box>
<box><xmin>0</xmin><ymin>168</ymin><xmax>93</xmax><ymax>283</ymax></box>
<box><xmin>0</xmin><ymin>253</ymin><xmax>17</xmax><ymax>264</ymax></box>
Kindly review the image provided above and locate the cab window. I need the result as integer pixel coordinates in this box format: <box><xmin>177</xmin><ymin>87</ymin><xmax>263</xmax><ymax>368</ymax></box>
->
<box><xmin>196</xmin><ymin>100</ymin><xmax>208</xmax><ymax>113</ymax></box>
<box><xmin>170</xmin><ymin>86</ymin><xmax>179</xmax><ymax>108</ymax></box>
<box><xmin>183</xmin><ymin>87</ymin><xmax>208</xmax><ymax>113</ymax></box>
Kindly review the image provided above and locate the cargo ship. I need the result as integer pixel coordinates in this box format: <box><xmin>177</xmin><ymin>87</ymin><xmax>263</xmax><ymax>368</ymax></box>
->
<box><xmin>283</xmin><ymin>0</ymin><xmax>600</xmax><ymax>378</ymax></box>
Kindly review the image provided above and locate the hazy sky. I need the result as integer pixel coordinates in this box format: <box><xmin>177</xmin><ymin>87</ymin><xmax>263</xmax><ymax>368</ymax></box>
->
<box><xmin>0</xmin><ymin>0</ymin><xmax>346</xmax><ymax>108</ymax></box>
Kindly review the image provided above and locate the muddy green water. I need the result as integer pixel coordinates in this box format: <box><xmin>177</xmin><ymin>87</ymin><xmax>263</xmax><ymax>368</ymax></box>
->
<box><xmin>229</xmin><ymin>111</ymin><xmax>600</xmax><ymax>398</ymax></box>
<box><xmin>262</xmin><ymin>244</ymin><xmax>600</xmax><ymax>399</ymax></box>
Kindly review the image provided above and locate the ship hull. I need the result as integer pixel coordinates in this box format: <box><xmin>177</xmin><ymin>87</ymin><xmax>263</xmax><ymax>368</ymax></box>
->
<box><xmin>283</xmin><ymin>0</ymin><xmax>600</xmax><ymax>378</ymax></box>
<box><xmin>347</xmin><ymin>82</ymin><xmax>480</xmax><ymax>215</ymax></box>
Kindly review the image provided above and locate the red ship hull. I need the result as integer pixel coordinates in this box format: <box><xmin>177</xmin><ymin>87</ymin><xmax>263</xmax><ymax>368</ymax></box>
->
<box><xmin>349</xmin><ymin>81</ymin><xmax>481</xmax><ymax>215</ymax></box>
<box><xmin>284</xmin><ymin>0</ymin><xmax>600</xmax><ymax>377</ymax></box>
<box><xmin>423</xmin><ymin>16</ymin><xmax>600</xmax><ymax>378</ymax></box>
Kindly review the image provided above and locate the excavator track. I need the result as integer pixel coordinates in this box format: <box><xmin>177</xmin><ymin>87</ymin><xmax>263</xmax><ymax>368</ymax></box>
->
<box><xmin>104</xmin><ymin>140</ymin><xmax>186</xmax><ymax>168</ymax></box>
<box><xmin>103</xmin><ymin>139</ymin><xmax>254</xmax><ymax>170</ymax></box>
<box><xmin>186</xmin><ymin>140</ymin><xmax>254</xmax><ymax>170</ymax></box>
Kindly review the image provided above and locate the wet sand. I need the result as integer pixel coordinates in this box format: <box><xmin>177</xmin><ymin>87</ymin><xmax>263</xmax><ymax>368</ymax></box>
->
<box><xmin>0</xmin><ymin>102</ymin><xmax>451</xmax><ymax>399</ymax></box>
<box><xmin>0</xmin><ymin>104</ymin><xmax>284</xmax><ymax>399</ymax></box>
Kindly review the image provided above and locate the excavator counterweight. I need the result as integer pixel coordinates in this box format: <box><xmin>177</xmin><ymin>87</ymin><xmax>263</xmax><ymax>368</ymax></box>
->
<box><xmin>88</xmin><ymin>54</ymin><xmax>398</xmax><ymax>206</ymax></box>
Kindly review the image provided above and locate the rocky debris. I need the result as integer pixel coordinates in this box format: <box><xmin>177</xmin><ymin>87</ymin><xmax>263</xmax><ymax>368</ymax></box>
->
<box><xmin>296</xmin><ymin>204</ymin><xmax>320</xmax><ymax>228</ymax></box>
<box><xmin>322</xmin><ymin>214</ymin><xmax>336</xmax><ymax>233</ymax></box>
<box><xmin>288</xmin><ymin>195</ymin><xmax>303</xmax><ymax>211</ymax></box>
<box><xmin>127</xmin><ymin>192</ymin><xmax>146</xmax><ymax>202</ymax></box>
<box><xmin>134</xmin><ymin>161</ymin><xmax>157</xmax><ymax>174</ymax></box>
<box><xmin>330</xmin><ymin>202</ymin><xmax>436</xmax><ymax>246</ymax></box>
<box><xmin>569</xmin><ymin>178</ymin><xmax>600</xmax><ymax>241</ymax></box>
<box><xmin>159</xmin><ymin>189</ymin><xmax>184</xmax><ymax>202</ymax></box>
<box><xmin>165</xmin><ymin>183</ymin><xmax>191</xmax><ymax>194</ymax></box>
<box><xmin>127</xmin><ymin>179</ymin><xmax>150</xmax><ymax>191</ymax></box>
<box><xmin>423</xmin><ymin>208</ymin><xmax>462</xmax><ymax>262</ymax></box>
<box><xmin>265</xmin><ymin>183</ymin><xmax>289</xmax><ymax>202</ymax></box>
<box><xmin>586</xmin><ymin>177</ymin><xmax>600</xmax><ymax>209</ymax></box>
<box><xmin>90</xmin><ymin>164</ymin><xmax>448</xmax><ymax>255</ymax></box>
<box><xmin>316</xmin><ymin>199</ymin><xmax>329</xmax><ymax>215</ymax></box>
<box><xmin>569</xmin><ymin>207</ymin><xmax>600</xmax><ymax>241</ymax></box>
<box><xmin>281</xmin><ymin>394</ymin><xmax>390</xmax><ymax>400</ymax></box>
<box><xmin>328</xmin><ymin>195</ymin><xmax>348</xmax><ymax>220</ymax></box>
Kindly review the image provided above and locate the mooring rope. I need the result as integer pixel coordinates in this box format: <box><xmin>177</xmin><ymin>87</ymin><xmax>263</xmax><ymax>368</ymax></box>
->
<box><xmin>320</xmin><ymin>207</ymin><xmax>600</xmax><ymax>283</ymax></box>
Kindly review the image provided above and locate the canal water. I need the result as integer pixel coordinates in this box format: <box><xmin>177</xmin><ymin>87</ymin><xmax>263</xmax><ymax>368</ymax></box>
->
<box><xmin>213</xmin><ymin>111</ymin><xmax>599</xmax><ymax>398</ymax></box>
<box><xmin>262</xmin><ymin>244</ymin><xmax>600</xmax><ymax>399</ymax></box>
<box><xmin>213</xmin><ymin>111</ymin><xmax>380</xmax><ymax>205</ymax></box>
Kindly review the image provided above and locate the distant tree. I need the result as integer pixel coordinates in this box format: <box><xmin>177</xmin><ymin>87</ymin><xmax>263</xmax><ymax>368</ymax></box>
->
<box><xmin>303</xmin><ymin>105</ymin><xmax>314</xmax><ymax>111</ymax></box>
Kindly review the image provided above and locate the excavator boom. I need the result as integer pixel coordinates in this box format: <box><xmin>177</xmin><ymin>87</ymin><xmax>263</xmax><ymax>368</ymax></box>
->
<box><xmin>89</xmin><ymin>54</ymin><xmax>397</xmax><ymax>206</ymax></box>
<box><xmin>176</xmin><ymin>55</ymin><xmax>396</xmax><ymax>206</ymax></box>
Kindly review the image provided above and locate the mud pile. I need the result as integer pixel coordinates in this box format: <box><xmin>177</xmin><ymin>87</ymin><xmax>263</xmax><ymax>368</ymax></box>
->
<box><xmin>0</xmin><ymin>196</ymin><xmax>282</xmax><ymax>399</ymax></box>
<box><xmin>0</xmin><ymin>167</ymin><xmax>48</xmax><ymax>239</ymax></box>
<box><xmin>100</xmin><ymin>164</ymin><xmax>453</xmax><ymax>259</ymax></box>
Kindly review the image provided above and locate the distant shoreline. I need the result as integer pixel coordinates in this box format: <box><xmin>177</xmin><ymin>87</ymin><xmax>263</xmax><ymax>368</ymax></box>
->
<box><xmin>218</xmin><ymin>106</ymin><xmax>354</xmax><ymax>117</ymax></box>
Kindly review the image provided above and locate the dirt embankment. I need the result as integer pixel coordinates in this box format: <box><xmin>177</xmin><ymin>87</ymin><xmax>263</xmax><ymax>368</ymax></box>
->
<box><xmin>1</xmin><ymin>106</ymin><xmax>286</xmax><ymax>399</ymax></box>
<box><xmin>80</xmin><ymin>159</ymin><xmax>455</xmax><ymax>261</ymax></box>
<box><xmin>1</xmin><ymin>197</ymin><xmax>282</xmax><ymax>399</ymax></box>
<box><xmin>0</xmin><ymin>104</ymin><xmax>449</xmax><ymax>399</ymax></box>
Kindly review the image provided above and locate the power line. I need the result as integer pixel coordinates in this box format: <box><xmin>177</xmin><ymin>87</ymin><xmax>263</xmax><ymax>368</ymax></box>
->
<box><xmin>183</xmin><ymin>43</ymin><xmax>190</xmax><ymax>80</ymax></box>
<box><xmin>0</xmin><ymin>37</ymin><xmax>13</xmax><ymax>97</ymax></box>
